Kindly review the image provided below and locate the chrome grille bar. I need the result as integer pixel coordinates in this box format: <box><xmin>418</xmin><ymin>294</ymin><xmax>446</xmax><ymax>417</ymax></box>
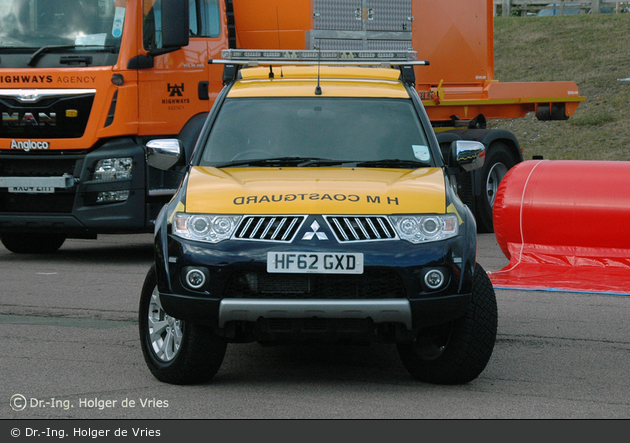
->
<box><xmin>325</xmin><ymin>216</ymin><xmax>397</xmax><ymax>243</ymax></box>
<box><xmin>234</xmin><ymin>216</ymin><xmax>306</xmax><ymax>242</ymax></box>
<box><xmin>282</xmin><ymin>218</ymin><xmax>300</xmax><ymax>241</ymax></box>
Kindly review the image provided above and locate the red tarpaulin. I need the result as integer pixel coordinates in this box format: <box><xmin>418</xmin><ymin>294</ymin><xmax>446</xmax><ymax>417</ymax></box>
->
<box><xmin>487</xmin><ymin>160</ymin><xmax>630</xmax><ymax>295</ymax></box>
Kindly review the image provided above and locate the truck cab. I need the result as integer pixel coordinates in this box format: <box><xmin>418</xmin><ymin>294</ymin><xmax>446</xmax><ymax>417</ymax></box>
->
<box><xmin>0</xmin><ymin>0</ymin><xmax>224</xmax><ymax>253</ymax></box>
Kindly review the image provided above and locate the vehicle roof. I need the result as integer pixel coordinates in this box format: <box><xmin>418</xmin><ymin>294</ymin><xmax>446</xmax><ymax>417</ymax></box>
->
<box><xmin>227</xmin><ymin>65</ymin><xmax>410</xmax><ymax>98</ymax></box>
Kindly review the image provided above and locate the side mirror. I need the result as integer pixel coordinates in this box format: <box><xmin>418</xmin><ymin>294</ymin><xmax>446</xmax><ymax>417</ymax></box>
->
<box><xmin>161</xmin><ymin>0</ymin><xmax>190</xmax><ymax>49</ymax></box>
<box><xmin>146</xmin><ymin>139</ymin><xmax>184</xmax><ymax>170</ymax></box>
<box><xmin>144</xmin><ymin>0</ymin><xmax>189</xmax><ymax>56</ymax></box>
<box><xmin>449</xmin><ymin>140</ymin><xmax>485</xmax><ymax>172</ymax></box>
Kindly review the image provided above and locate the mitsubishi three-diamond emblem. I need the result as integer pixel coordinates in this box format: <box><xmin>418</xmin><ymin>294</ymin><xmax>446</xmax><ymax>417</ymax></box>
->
<box><xmin>302</xmin><ymin>220</ymin><xmax>328</xmax><ymax>241</ymax></box>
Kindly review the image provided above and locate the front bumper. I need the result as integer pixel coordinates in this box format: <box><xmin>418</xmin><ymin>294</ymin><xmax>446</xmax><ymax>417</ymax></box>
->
<box><xmin>0</xmin><ymin>138</ymin><xmax>180</xmax><ymax>236</ymax></box>
<box><xmin>156</xmin><ymin>221</ymin><xmax>476</xmax><ymax>341</ymax></box>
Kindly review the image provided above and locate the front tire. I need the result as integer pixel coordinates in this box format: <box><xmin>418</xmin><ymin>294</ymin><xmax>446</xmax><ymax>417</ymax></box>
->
<box><xmin>0</xmin><ymin>232</ymin><xmax>66</xmax><ymax>253</ymax></box>
<box><xmin>139</xmin><ymin>265</ymin><xmax>227</xmax><ymax>384</ymax></box>
<box><xmin>397</xmin><ymin>264</ymin><xmax>497</xmax><ymax>384</ymax></box>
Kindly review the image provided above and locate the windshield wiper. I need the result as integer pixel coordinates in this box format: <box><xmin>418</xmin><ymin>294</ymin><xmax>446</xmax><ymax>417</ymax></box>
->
<box><xmin>214</xmin><ymin>157</ymin><xmax>431</xmax><ymax>169</ymax></box>
<box><xmin>296</xmin><ymin>158</ymin><xmax>349</xmax><ymax>167</ymax></box>
<box><xmin>216</xmin><ymin>156</ymin><xmax>343</xmax><ymax>168</ymax></box>
<box><xmin>353</xmin><ymin>159</ymin><xmax>432</xmax><ymax>169</ymax></box>
<box><xmin>27</xmin><ymin>45</ymin><xmax>77</xmax><ymax>67</ymax></box>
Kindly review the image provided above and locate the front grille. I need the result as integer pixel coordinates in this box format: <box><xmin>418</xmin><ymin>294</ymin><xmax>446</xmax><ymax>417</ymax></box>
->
<box><xmin>0</xmin><ymin>93</ymin><xmax>94</xmax><ymax>139</ymax></box>
<box><xmin>224</xmin><ymin>269</ymin><xmax>406</xmax><ymax>299</ymax></box>
<box><xmin>234</xmin><ymin>215</ymin><xmax>305</xmax><ymax>242</ymax></box>
<box><xmin>325</xmin><ymin>216</ymin><xmax>396</xmax><ymax>242</ymax></box>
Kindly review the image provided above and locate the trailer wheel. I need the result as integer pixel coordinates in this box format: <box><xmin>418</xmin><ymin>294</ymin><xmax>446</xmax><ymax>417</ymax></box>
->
<box><xmin>475</xmin><ymin>142</ymin><xmax>516</xmax><ymax>233</ymax></box>
<box><xmin>397</xmin><ymin>264</ymin><xmax>497</xmax><ymax>384</ymax></box>
<box><xmin>0</xmin><ymin>232</ymin><xmax>66</xmax><ymax>254</ymax></box>
<box><xmin>139</xmin><ymin>265</ymin><xmax>227</xmax><ymax>385</ymax></box>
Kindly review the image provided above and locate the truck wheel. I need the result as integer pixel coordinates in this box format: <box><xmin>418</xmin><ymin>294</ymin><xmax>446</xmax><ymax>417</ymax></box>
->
<box><xmin>139</xmin><ymin>265</ymin><xmax>227</xmax><ymax>385</ymax></box>
<box><xmin>475</xmin><ymin>142</ymin><xmax>516</xmax><ymax>233</ymax></box>
<box><xmin>0</xmin><ymin>233</ymin><xmax>66</xmax><ymax>253</ymax></box>
<box><xmin>397</xmin><ymin>264</ymin><xmax>497</xmax><ymax>384</ymax></box>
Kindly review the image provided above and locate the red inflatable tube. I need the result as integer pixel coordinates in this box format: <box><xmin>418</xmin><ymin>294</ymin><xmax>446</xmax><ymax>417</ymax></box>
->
<box><xmin>489</xmin><ymin>160</ymin><xmax>630</xmax><ymax>295</ymax></box>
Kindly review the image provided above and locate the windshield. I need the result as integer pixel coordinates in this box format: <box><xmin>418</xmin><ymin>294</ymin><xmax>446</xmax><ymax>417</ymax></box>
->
<box><xmin>199</xmin><ymin>97</ymin><xmax>435</xmax><ymax>168</ymax></box>
<box><xmin>0</xmin><ymin>0</ymin><xmax>125</xmax><ymax>50</ymax></box>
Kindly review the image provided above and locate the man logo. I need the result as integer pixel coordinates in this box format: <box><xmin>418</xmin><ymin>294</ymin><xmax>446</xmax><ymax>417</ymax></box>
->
<box><xmin>302</xmin><ymin>220</ymin><xmax>328</xmax><ymax>241</ymax></box>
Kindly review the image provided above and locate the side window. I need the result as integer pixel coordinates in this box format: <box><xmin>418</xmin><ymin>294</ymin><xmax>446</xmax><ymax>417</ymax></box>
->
<box><xmin>200</xmin><ymin>0</ymin><xmax>221</xmax><ymax>38</ymax></box>
<box><xmin>188</xmin><ymin>0</ymin><xmax>221</xmax><ymax>38</ymax></box>
<box><xmin>189</xmin><ymin>0</ymin><xmax>199</xmax><ymax>36</ymax></box>
<box><xmin>143</xmin><ymin>0</ymin><xmax>161</xmax><ymax>50</ymax></box>
<box><xmin>205</xmin><ymin>0</ymin><xmax>221</xmax><ymax>37</ymax></box>
<box><xmin>144</xmin><ymin>0</ymin><xmax>219</xmax><ymax>49</ymax></box>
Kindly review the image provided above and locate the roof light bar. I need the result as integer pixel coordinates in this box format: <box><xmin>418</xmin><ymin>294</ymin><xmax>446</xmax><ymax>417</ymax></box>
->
<box><xmin>213</xmin><ymin>49</ymin><xmax>429</xmax><ymax>66</ymax></box>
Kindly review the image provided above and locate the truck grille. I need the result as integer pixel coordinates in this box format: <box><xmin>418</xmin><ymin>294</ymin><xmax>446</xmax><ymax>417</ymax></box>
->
<box><xmin>224</xmin><ymin>269</ymin><xmax>406</xmax><ymax>299</ymax></box>
<box><xmin>234</xmin><ymin>215</ymin><xmax>305</xmax><ymax>242</ymax></box>
<box><xmin>324</xmin><ymin>216</ymin><xmax>396</xmax><ymax>242</ymax></box>
<box><xmin>0</xmin><ymin>91</ymin><xmax>94</xmax><ymax>139</ymax></box>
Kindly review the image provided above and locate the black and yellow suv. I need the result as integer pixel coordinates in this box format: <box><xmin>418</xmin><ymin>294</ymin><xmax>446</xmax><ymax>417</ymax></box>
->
<box><xmin>139</xmin><ymin>49</ymin><xmax>497</xmax><ymax>385</ymax></box>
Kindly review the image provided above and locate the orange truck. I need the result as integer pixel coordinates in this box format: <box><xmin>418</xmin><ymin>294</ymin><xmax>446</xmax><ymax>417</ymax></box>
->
<box><xmin>0</xmin><ymin>0</ymin><xmax>583</xmax><ymax>253</ymax></box>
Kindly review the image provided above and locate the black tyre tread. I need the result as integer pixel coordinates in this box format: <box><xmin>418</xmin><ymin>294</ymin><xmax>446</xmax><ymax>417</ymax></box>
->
<box><xmin>0</xmin><ymin>233</ymin><xmax>66</xmax><ymax>254</ymax></box>
<box><xmin>139</xmin><ymin>266</ymin><xmax>227</xmax><ymax>385</ymax></box>
<box><xmin>442</xmin><ymin>265</ymin><xmax>497</xmax><ymax>383</ymax></box>
<box><xmin>398</xmin><ymin>264</ymin><xmax>498</xmax><ymax>384</ymax></box>
<box><xmin>475</xmin><ymin>142</ymin><xmax>516</xmax><ymax>233</ymax></box>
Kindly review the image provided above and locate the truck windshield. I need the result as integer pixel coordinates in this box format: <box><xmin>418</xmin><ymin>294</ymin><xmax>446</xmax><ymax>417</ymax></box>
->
<box><xmin>0</xmin><ymin>0</ymin><xmax>125</xmax><ymax>50</ymax></box>
<box><xmin>200</xmin><ymin>97</ymin><xmax>434</xmax><ymax>168</ymax></box>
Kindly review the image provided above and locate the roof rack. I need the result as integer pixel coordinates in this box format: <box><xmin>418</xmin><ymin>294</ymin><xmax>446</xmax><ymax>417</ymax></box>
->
<box><xmin>211</xmin><ymin>49</ymin><xmax>429</xmax><ymax>67</ymax></box>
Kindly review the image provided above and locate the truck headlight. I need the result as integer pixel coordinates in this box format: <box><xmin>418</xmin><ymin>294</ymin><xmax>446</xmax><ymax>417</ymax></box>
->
<box><xmin>89</xmin><ymin>157</ymin><xmax>133</xmax><ymax>182</ymax></box>
<box><xmin>389</xmin><ymin>214</ymin><xmax>459</xmax><ymax>244</ymax></box>
<box><xmin>173</xmin><ymin>213</ymin><xmax>241</xmax><ymax>243</ymax></box>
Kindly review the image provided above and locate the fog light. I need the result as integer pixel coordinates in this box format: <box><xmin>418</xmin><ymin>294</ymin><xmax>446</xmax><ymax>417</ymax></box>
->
<box><xmin>424</xmin><ymin>269</ymin><xmax>445</xmax><ymax>290</ymax></box>
<box><xmin>96</xmin><ymin>190</ymin><xmax>129</xmax><ymax>203</ymax></box>
<box><xmin>185</xmin><ymin>268</ymin><xmax>207</xmax><ymax>290</ymax></box>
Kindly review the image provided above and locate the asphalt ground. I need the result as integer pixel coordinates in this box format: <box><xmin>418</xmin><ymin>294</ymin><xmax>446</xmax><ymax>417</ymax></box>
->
<box><xmin>1</xmin><ymin>233</ymin><xmax>629</xmax><ymax>420</ymax></box>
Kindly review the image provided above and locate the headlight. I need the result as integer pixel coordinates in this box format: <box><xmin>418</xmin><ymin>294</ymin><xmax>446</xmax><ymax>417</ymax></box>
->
<box><xmin>90</xmin><ymin>157</ymin><xmax>133</xmax><ymax>182</ymax></box>
<box><xmin>173</xmin><ymin>213</ymin><xmax>241</xmax><ymax>243</ymax></box>
<box><xmin>389</xmin><ymin>214</ymin><xmax>459</xmax><ymax>244</ymax></box>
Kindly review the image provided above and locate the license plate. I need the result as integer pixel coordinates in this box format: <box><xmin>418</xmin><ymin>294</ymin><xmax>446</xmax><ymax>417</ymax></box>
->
<box><xmin>267</xmin><ymin>252</ymin><xmax>364</xmax><ymax>274</ymax></box>
<box><xmin>9</xmin><ymin>186</ymin><xmax>54</xmax><ymax>193</ymax></box>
